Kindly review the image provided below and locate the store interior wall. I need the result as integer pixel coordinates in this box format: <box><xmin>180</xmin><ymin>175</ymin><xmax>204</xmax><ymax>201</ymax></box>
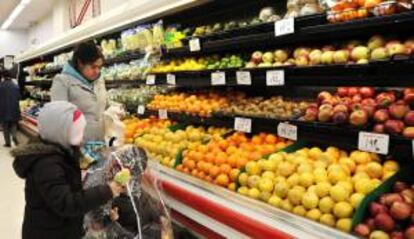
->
<box><xmin>0</xmin><ymin>30</ymin><xmax>28</xmax><ymax>58</ymax></box>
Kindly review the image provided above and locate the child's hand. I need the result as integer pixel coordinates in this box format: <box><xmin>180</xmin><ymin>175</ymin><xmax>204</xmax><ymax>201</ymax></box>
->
<box><xmin>108</xmin><ymin>181</ymin><xmax>125</xmax><ymax>197</ymax></box>
<box><xmin>109</xmin><ymin>207</ymin><xmax>119</xmax><ymax>221</ymax></box>
<box><xmin>114</xmin><ymin>168</ymin><xmax>131</xmax><ymax>185</ymax></box>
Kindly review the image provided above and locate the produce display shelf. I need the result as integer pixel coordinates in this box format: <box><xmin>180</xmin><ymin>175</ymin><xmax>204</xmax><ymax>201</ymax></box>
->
<box><xmin>25</xmin><ymin>80</ymin><xmax>53</xmax><ymax>87</ymax></box>
<box><xmin>24</xmin><ymin>79</ymin><xmax>146</xmax><ymax>88</ymax></box>
<box><xmin>149</xmin><ymin>57</ymin><xmax>414</xmax><ymax>87</ymax></box>
<box><xmin>163</xmin><ymin>11</ymin><xmax>414</xmax><ymax>58</ymax></box>
<box><xmin>146</xmin><ymin>160</ymin><xmax>357</xmax><ymax>239</ymax></box>
<box><xmin>138</xmin><ymin>110</ymin><xmax>412</xmax><ymax>158</ymax></box>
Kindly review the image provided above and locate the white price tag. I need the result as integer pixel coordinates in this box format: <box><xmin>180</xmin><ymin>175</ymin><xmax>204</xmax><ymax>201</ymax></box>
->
<box><xmin>234</xmin><ymin>117</ymin><xmax>252</xmax><ymax>133</ymax></box>
<box><xmin>166</xmin><ymin>74</ymin><xmax>176</xmax><ymax>85</ymax></box>
<box><xmin>146</xmin><ymin>75</ymin><xmax>155</xmax><ymax>85</ymax></box>
<box><xmin>137</xmin><ymin>105</ymin><xmax>145</xmax><ymax>115</ymax></box>
<box><xmin>189</xmin><ymin>38</ymin><xmax>201</xmax><ymax>52</ymax></box>
<box><xmin>158</xmin><ymin>109</ymin><xmax>168</xmax><ymax>119</ymax></box>
<box><xmin>266</xmin><ymin>70</ymin><xmax>285</xmax><ymax>86</ymax></box>
<box><xmin>211</xmin><ymin>72</ymin><xmax>226</xmax><ymax>85</ymax></box>
<box><xmin>358</xmin><ymin>132</ymin><xmax>389</xmax><ymax>155</ymax></box>
<box><xmin>275</xmin><ymin>18</ymin><xmax>295</xmax><ymax>37</ymax></box>
<box><xmin>236</xmin><ymin>71</ymin><xmax>252</xmax><ymax>85</ymax></box>
<box><xmin>277</xmin><ymin>123</ymin><xmax>297</xmax><ymax>141</ymax></box>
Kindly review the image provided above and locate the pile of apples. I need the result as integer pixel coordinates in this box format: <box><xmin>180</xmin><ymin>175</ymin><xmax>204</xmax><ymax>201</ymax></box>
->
<box><xmin>177</xmin><ymin>132</ymin><xmax>291</xmax><ymax>189</ymax></box>
<box><xmin>237</xmin><ymin>146</ymin><xmax>399</xmax><ymax>233</ymax></box>
<box><xmin>303</xmin><ymin>87</ymin><xmax>414</xmax><ymax>138</ymax></box>
<box><xmin>354</xmin><ymin>181</ymin><xmax>414</xmax><ymax>239</ymax></box>
<box><xmin>245</xmin><ymin>35</ymin><xmax>414</xmax><ymax>68</ymax></box>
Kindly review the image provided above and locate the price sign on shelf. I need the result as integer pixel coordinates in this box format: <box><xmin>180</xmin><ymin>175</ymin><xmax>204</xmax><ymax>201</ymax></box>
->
<box><xmin>277</xmin><ymin>122</ymin><xmax>297</xmax><ymax>141</ymax></box>
<box><xmin>275</xmin><ymin>18</ymin><xmax>295</xmax><ymax>37</ymax></box>
<box><xmin>189</xmin><ymin>38</ymin><xmax>201</xmax><ymax>52</ymax></box>
<box><xmin>146</xmin><ymin>75</ymin><xmax>155</xmax><ymax>85</ymax></box>
<box><xmin>158</xmin><ymin>109</ymin><xmax>168</xmax><ymax>119</ymax></box>
<box><xmin>137</xmin><ymin>105</ymin><xmax>145</xmax><ymax>115</ymax></box>
<box><xmin>266</xmin><ymin>70</ymin><xmax>285</xmax><ymax>86</ymax></box>
<box><xmin>358</xmin><ymin>132</ymin><xmax>389</xmax><ymax>155</ymax></box>
<box><xmin>166</xmin><ymin>74</ymin><xmax>176</xmax><ymax>85</ymax></box>
<box><xmin>236</xmin><ymin>71</ymin><xmax>252</xmax><ymax>85</ymax></box>
<box><xmin>211</xmin><ymin>72</ymin><xmax>226</xmax><ymax>85</ymax></box>
<box><xmin>234</xmin><ymin>117</ymin><xmax>252</xmax><ymax>133</ymax></box>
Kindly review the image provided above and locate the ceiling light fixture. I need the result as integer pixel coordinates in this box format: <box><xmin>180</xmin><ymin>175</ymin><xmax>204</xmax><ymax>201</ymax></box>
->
<box><xmin>1</xmin><ymin>0</ymin><xmax>32</xmax><ymax>30</ymax></box>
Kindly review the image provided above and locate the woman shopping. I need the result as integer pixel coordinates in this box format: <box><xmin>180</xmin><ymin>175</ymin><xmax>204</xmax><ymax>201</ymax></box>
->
<box><xmin>51</xmin><ymin>41</ymin><xmax>107</xmax><ymax>142</ymax></box>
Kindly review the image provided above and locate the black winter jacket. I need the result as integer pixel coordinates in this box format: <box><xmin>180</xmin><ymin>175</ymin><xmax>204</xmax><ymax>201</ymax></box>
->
<box><xmin>12</xmin><ymin>141</ymin><xmax>113</xmax><ymax>239</ymax></box>
<box><xmin>0</xmin><ymin>79</ymin><xmax>21</xmax><ymax>122</ymax></box>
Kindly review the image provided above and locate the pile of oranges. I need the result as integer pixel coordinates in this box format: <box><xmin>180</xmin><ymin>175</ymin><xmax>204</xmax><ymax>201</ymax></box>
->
<box><xmin>176</xmin><ymin>132</ymin><xmax>292</xmax><ymax>190</ymax></box>
<box><xmin>147</xmin><ymin>92</ymin><xmax>231</xmax><ymax>117</ymax></box>
<box><xmin>123</xmin><ymin>116</ymin><xmax>172</xmax><ymax>144</ymax></box>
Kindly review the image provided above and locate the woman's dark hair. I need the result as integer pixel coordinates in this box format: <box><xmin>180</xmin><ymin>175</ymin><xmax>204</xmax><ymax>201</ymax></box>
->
<box><xmin>72</xmin><ymin>41</ymin><xmax>104</xmax><ymax>68</ymax></box>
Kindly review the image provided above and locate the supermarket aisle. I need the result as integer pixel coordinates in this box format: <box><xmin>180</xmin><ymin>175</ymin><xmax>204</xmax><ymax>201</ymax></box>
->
<box><xmin>0</xmin><ymin>137</ymin><xmax>25</xmax><ymax>238</ymax></box>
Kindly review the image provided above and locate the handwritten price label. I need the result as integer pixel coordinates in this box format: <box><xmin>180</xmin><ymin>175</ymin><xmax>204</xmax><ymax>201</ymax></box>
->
<box><xmin>146</xmin><ymin>75</ymin><xmax>155</xmax><ymax>85</ymax></box>
<box><xmin>166</xmin><ymin>74</ymin><xmax>176</xmax><ymax>85</ymax></box>
<box><xmin>236</xmin><ymin>71</ymin><xmax>252</xmax><ymax>85</ymax></box>
<box><xmin>137</xmin><ymin>105</ymin><xmax>145</xmax><ymax>115</ymax></box>
<box><xmin>211</xmin><ymin>72</ymin><xmax>226</xmax><ymax>85</ymax></box>
<box><xmin>266</xmin><ymin>70</ymin><xmax>285</xmax><ymax>86</ymax></box>
<box><xmin>189</xmin><ymin>38</ymin><xmax>201</xmax><ymax>52</ymax></box>
<box><xmin>234</xmin><ymin>117</ymin><xmax>252</xmax><ymax>133</ymax></box>
<box><xmin>275</xmin><ymin>18</ymin><xmax>295</xmax><ymax>37</ymax></box>
<box><xmin>158</xmin><ymin>109</ymin><xmax>168</xmax><ymax>119</ymax></box>
<box><xmin>358</xmin><ymin>132</ymin><xmax>389</xmax><ymax>155</ymax></box>
<box><xmin>277</xmin><ymin>122</ymin><xmax>297</xmax><ymax>141</ymax></box>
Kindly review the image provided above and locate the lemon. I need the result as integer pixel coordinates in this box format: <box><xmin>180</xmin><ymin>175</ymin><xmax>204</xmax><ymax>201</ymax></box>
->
<box><xmin>314</xmin><ymin>168</ymin><xmax>328</xmax><ymax>183</ymax></box>
<box><xmin>350</xmin><ymin>193</ymin><xmax>365</xmax><ymax>209</ymax></box>
<box><xmin>315</xmin><ymin>182</ymin><xmax>332</xmax><ymax>198</ymax></box>
<box><xmin>336</xmin><ymin>218</ymin><xmax>352</xmax><ymax>232</ymax></box>
<box><xmin>280</xmin><ymin>199</ymin><xmax>293</xmax><ymax>212</ymax></box>
<box><xmin>268</xmin><ymin>195</ymin><xmax>282</xmax><ymax>208</ymax></box>
<box><xmin>287</xmin><ymin>173</ymin><xmax>300</xmax><ymax>187</ymax></box>
<box><xmin>288</xmin><ymin>187</ymin><xmax>305</xmax><ymax>206</ymax></box>
<box><xmin>274</xmin><ymin>181</ymin><xmax>289</xmax><ymax>198</ymax></box>
<box><xmin>259</xmin><ymin>178</ymin><xmax>274</xmax><ymax>193</ymax></box>
<box><xmin>306</xmin><ymin>209</ymin><xmax>322</xmax><ymax>221</ymax></box>
<box><xmin>262</xmin><ymin>171</ymin><xmax>276</xmax><ymax>180</ymax></box>
<box><xmin>366</xmin><ymin>162</ymin><xmax>383</xmax><ymax>179</ymax></box>
<box><xmin>297</xmin><ymin>163</ymin><xmax>313</xmax><ymax>174</ymax></box>
<box><xmin>320</xmin><ymin>213</ymin><xmax>336</xmax><ymax>227</ymax></box>
<box><xmin>302</xmin><ymin>192</ymin><xmax>319</xmax><ymax>209</ymax></box>
<box><xmin>277</xmin><ymin>161</ymin><xmax>296</xmax><ymax>177</ymax></box>
<box><xmin>246</xmin><ymin>161</ymin><xmax>262</xmax><ymax>175</ymax></box>
<box><xmin>329</xmin><ymin>184</ymin><xmax>350</xmax><ymax>202</ymax></box>
<box><xmin>299</xmin><ymin>172</ymin><xmax>315</xmax><ymax>188</ymax></box>
<box><xmin>237</xmin><ymin>186</ymin><xmax>249</xmax><ymax>196</ymax></box>
<box><xmin>334</xmin><ymin>202</ymin><xmax>353</xmax><ymax>218</ymax></box>
<box><xmin>260</xmin><ymin>191</ymin><xmax>272</xmax><ymax>202</ymax></box>
<box><xmin>309</xmin><ymin>147</ymin><xmax>323</xmax><ymax>159</ymax></box>
<box><xmin>293</xmin><ymin>205</ymin><xmax>307</xmax><ymax>216</ymax></box>
<box><xmin>238</xmin><ymin>172</ymin><xmax>249</xmax><ymax>186</ymax></box>
<box><xmin>319</xmin><ymin>196</ymin><xmax>335</xmax><ymax>213</ymax></box>
<box><xmin>248</xmin><ymin>188</ymin><xmax>260</xmax><ymax>199</ymax></box>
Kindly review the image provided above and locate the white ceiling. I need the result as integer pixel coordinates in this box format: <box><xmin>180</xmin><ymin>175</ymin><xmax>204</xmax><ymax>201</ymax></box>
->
<box><xmin>0</xmin><ymin>0</ymin><xmax>55</xmax><ymax>30</ymax></box>
<box><xmin>0</xmin><ymin>0</ymin><xmax>19</xmax><ymax>26</ymax></box>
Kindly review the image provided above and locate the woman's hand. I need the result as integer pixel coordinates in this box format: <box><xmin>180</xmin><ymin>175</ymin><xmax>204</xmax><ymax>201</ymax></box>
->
<box><xmin>108</xmin><ymin>181</ymin><xmax>125</xmax><ymax>198</ymax></box>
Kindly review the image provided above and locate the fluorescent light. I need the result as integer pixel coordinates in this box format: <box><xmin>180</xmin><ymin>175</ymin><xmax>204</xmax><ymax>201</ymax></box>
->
<box><xmin>1</xmin><ymin>0</ymin><xmax>32</xmax><ymax>30</ymax></box>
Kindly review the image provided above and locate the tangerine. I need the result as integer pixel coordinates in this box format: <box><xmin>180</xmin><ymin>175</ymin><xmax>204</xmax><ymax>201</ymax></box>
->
<box><xmin>265</xmin><ymin>134</ymin><xmax>278</xmax><ymax>144</ymax></box>
<box><xmin>236</xmin><ymin>157</ymin><xmax>248</xmax><ymax>168</ymax></box>
<box><xmin>215</xmin><ymin>174</ymin><xmax>230</xmax><ymax>187</ymax></box>
<box><xmin>183</xmin><ymin>167</ymin><xmax>190</xmax><ymax>174</ymax></box>
<box><xmin>252</xmin><ymin>136</ymin><xmax>263</xmax><ymax>145</ymax></box>
<box><xmin>220</xmin><ymin>164</ymin><xmax>232</xmax><ymax>175</ymax></box>
<box><xmin>209</xmin><ymin>166</ymin><xmax>220</xmax><ymax>177</ymax></box>
<box><xmin>227</xmin><ymin>155</ymin><xmax>238</xmax><ymax>168</ymax></box>
<box><xmin>205</xmin><ymin>153</ymin><xmax>215</xmax><ymax>163</ymax></box>
<box><xmin>191</xmin><ymin>169</ymin><xmax>199</xmax><ymax>177</ymax></box>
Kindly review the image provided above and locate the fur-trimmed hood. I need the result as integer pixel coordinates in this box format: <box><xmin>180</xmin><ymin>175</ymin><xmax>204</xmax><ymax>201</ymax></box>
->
<box><xmin>11</xmin><ymin>141</ymin><xmax>68</xmax><ymax>179</ymax></box>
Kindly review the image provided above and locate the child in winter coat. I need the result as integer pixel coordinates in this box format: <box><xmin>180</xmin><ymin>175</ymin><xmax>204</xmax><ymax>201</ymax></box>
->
<box><xmin>12</xmin><ymin>101</ymin><xmax>126</xmax><ymax>239</ymax></box>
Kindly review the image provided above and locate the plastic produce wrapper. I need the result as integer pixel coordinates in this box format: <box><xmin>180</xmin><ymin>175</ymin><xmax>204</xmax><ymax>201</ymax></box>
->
<box><xmin>82</xmin><ymin>145</ymin><xmax>174</xmax><ymax>239</ymax></box>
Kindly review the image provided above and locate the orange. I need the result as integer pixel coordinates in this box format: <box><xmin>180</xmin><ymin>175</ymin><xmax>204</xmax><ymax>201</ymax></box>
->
<box><xmin>184</xmin><ymin>159</ymin><xmax>196</xmax><ymax>170</ymax></box>
<box><xmin>205</xmin><ymin>175</ymin><xmax>214</xmax><ymax>183</ymax></box>
<box><xmin>196</xmin><ymin>161</ymin><xmax>205</xmax><ymax>171</ymax></box>
<box><xmin>275</xmin><ymin>142</ymin><xmax>287</xmax><ymax>151</ymax></box>
<box><xmin>228</xmin><ymin>183</ymin><xmax>236</xmax><ymax>191</ymax></box>
<box><xmin>226</xmin><ymin>146</ymin><xmax>238</xmax><ymax>155</ymax></box>
<box><xmin>265</xmin><ymin>134</ymin><xmax>278</xmax><ymax>144</ymax></box>
<box><xmin>203</xmin><ymin>162</ymin><xmax>213</xmax><ymax>173</ymax></box>
<box><xmin>209</xmin><ymin>166</ymin><xmax>220</xmax><ymax>177</ymax></box>
<box><xmin>230</xmin><ymin>168</ymin><xmax>240</xmax><ymax>182</ymax></box>
<box><xmin>252</xmin><ymin>136</ymin><xmax>263</xmax><ymax>145</ymax></box>
<box><xmin>215</xmin><ymin>174</ymin><xmax>230</xmax><ymax>187</ymax></box>
<box><xmin>236</xmin><ymin>157</ymin><xmax>248</xmax><ymax>168</ymax></box>
<box><xmin>218</xmin><ymin>140</ymin><xmax>229</xmax><ymax>151</ymax></box>
<box><xmin>220</xmin><ymin>164</ymin><xmax>232</xmax><ymax>175</ymax></box>
<box><xmin>191</xmin><ymin>169</ymin><xmax>199</xmax><ymax>177</ymax></box>
<box><xmin>187</xmin><ymin>151</ymin><xmax>196</xmax><ymax>161</ymax></box>
<box><xmin>205</xmin><ymin>153</ymin><xmax>215</xmax><ymax>163</ymax></box>
<box><xmin>193</xmin><ymin>152</ymin><xmax>204</xmax><ymax>162</ymax></box>
<box><xmin>215</xmin><ymin>152</ymin><xmax>227</xmax><ymax>165</ymax></box>
<box><xmin>227</xmin><ymin>155</ymin><xmax>238</xmax><ymax>168</ymax></box>
<box><xmin>241</xmin><ymin>143</ymin><xmax>255</xmax><ymax>152</ymax></box>
<box><xmin>183</xmin><ymin>167</ymin><xmax>190</xmax><ymax>174</ymax></box>
<box><xmin>197</xmin><ymin>171</ymin><xmax>206</xmax><ymax>179</ymax></box>
<box><xmin>197</xmin><ymin>144</ymin><xmax>208</xmax><ymax>154</ymax></box>
<box><xmin>176</xmin><ymin>165</ymin><xmax>184</xmax><ymax>172</ymax></box>
<box><xmin>249</xmin><ymin>152</ymin><xmax>262</xmax><ymax>161</ymax></box>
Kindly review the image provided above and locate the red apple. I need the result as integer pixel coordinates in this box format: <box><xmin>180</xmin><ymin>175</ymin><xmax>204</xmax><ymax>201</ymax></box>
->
<box><xmin>360</xmin><ymin>87</ymin><xmax>375</xmax><ymax>98</ymax></box>
<box><xmin>304</xmin><ymin>107</ymin><xmax>318</xmax><ymax>122</ymax></box>
<box><xmin>376</xmin><ymin>92</ymin><xmax>396</xmax><ymax>108</ymax></box>
<box><xmin>405</xmin><ymin>226</ymin><xmax>414</xmax><ymax>239</ymax></box>
<box><xmin>374</xmin><ymin>213</ymin><xmax>395</xmax><ymax>232</ymax></box>
<box><xmin>333</xmin><ymin>104</ymin><xmax>349</xmax><ymax>113</ymax></box>
<box><xmin>318</xmin><ymin>109</ymin><xmax>333</xmax><ymax>122</ymax></box>
<box><xmin>404</xmin><ymin>111</ymin><xmax>414</xmax><ymax>126</ymax></box>
<box><xmin>393</xmin><ymin>182</ymin><xmax>410</xmax><ymax>193</ymax></box>
<box><xmin>354</xmin><ymin>224</ymin><xmax>371</xmax><ymax>237</ymax></box>
<box><xmin>366</xmin><ymin>218</ymin><xmax>375</xmax><ymax>230</ymax></box>
<box><xmin>362</xmin><ymin>98</ymin><xmax>377</xmax><ymax>106</ymax></box>
<box><xmin>352</xmin><ymin>94</ymin><xmax>363</xmax><ymax>103</ymax></box>
<box><xmin>374</xmin><ymin>109</ymin><xmax>390</xmax><ymax>123</ymax></box>
<box><xmin>251</xmin><ymin>51</ymin><xmax>263</xmax><ymax>64</ymax></box>
<box><xmin>403</xmin><ymin>127</ymin><xmax>414</xmax><ymax>139</ymax></box>
<box><xmin>391</xmin><ymin>231</ymin><xmax>404</xmax><ymax>239</ymax></box>
<box><xmin>374</xmin><ymin>124</ymin><xmax>385</xmax><ymax>133</ymax></box>
<box><xmin>404</xmin><ymin>88</ymin><xmax>414</xmax><ymax>104</ymax></box>
<box><xmin>383</xmin><ymin>193</ymin><xmax>404</xmax><ymax>206</ymax></box>
<box><xmin>362</xmin><ymin>104</ymin><xmax>376</xmax><ymax>117</ymax></box>
<box><xmin>390</xmin><ymin>201</ymin><xmax>412</xmax><ymax>220</ymax></box>
<box><xmin>370</xmin><ymin>202</ymin><xmax>389</xmax><ymax>216</ymax></box>
<box><xmin>337</xmin><ymin>87</ymin><xmax>349</xmax><ymax>97</ymax></box>
<box><xmin>318</xmin><ymin>91</ymin><xmax>333</xmax><ymax>104</ymax></box>
<box><xmin>349</xmin><ymin>109</ymin><xmax>368</xmax><ymax>126</ymax></box>
<box><xmin>389</xmin><ymin>102</ymin><xmax>410</xmax><ymax>119</ymax></box>
<box><xmin>348</xmin><ymin>87</ymin><xmax>359</xmax><ymax>97</ymax></box>
<box><xmin>332</xmin><ymin>111</ymin><xmax>349</xmax><ymax>124</ymax></box>
<box><xmin>385</xmin><ymin>120</ymin><xmax>405</xmax><ymax>134</ymax></box>
<box><xmin>404</xmin><ymin>38</ymin><xmax>414</xmax><ymax>54</ymax></box>
<box><xmin>401</xmin><ymin>189</ymin><xmax>414</xmax><ymax>204</ymax></box>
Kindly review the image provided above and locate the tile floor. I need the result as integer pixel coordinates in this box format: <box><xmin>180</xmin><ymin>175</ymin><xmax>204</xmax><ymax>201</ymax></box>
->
<box><xmin>0</xmin><ymin>136</ymin><xmax>25</xmax><ymax>238</ymax></box>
